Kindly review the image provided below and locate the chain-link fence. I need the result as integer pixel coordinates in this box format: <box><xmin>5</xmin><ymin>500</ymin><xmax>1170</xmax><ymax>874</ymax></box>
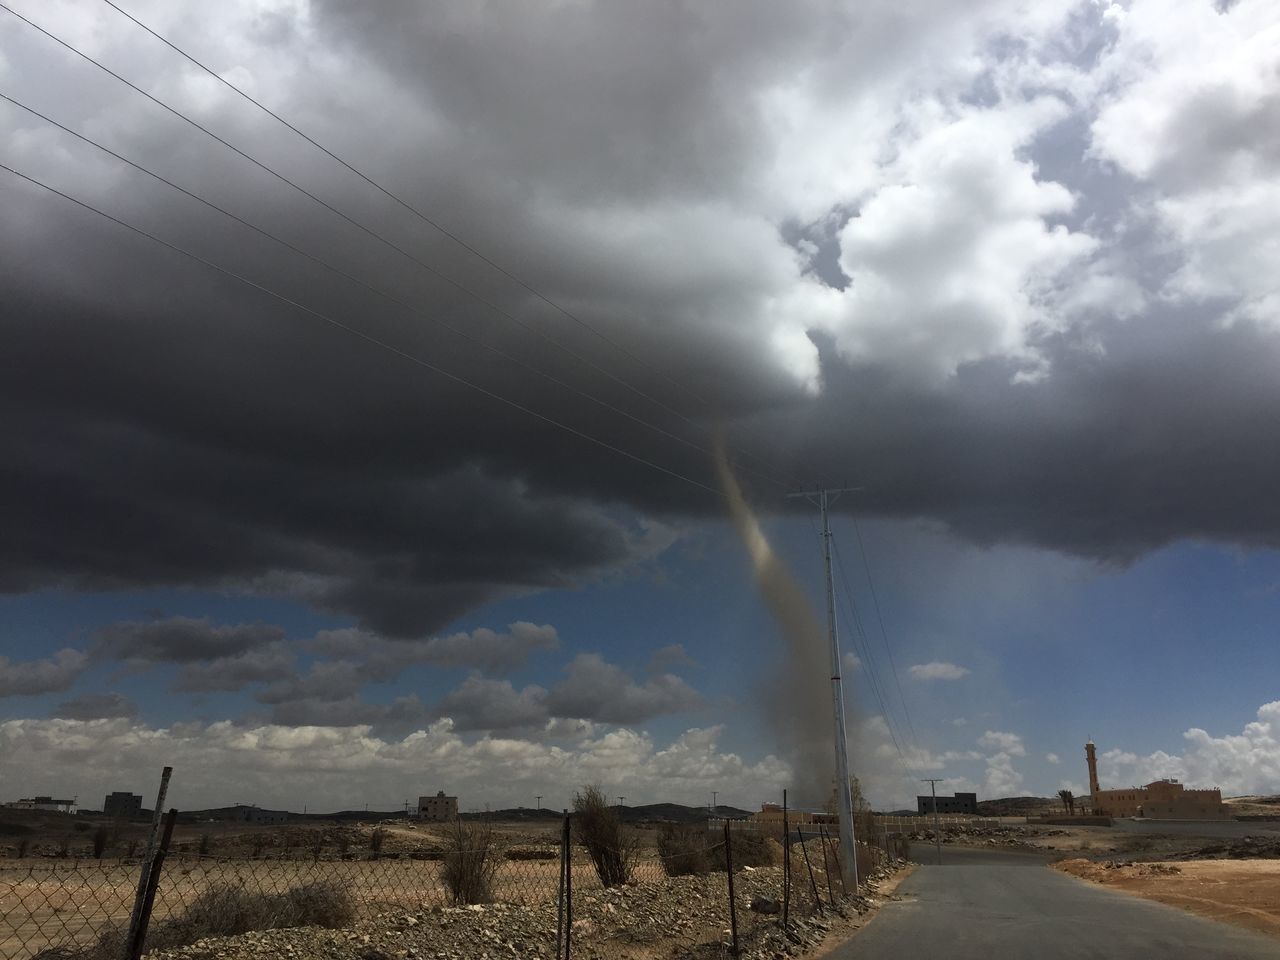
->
<box><xmin>2</xmin><ymin>813</ymin><xmax>908</xmax><ymax>960</ymax></box>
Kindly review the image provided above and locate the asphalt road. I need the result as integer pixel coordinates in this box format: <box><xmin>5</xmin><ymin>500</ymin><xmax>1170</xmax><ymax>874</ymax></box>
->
<box><xmin>833</xmin><ymin>847</ymin><xmax>1280</xmax><ymax>959</ymax></box>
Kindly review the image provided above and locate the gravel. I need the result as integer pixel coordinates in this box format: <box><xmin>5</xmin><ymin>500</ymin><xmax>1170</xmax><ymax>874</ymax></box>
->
<box><xmin>146</xmin><ymin>860</ymin><xmax>908</xmax><ymax>960</ymax></box>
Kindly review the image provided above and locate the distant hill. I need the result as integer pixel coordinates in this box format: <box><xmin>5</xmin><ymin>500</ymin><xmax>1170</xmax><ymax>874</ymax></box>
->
<box><xmin>462</xmin><ymin>803</ymin><xmax>750</xmax><ymax>823</ymax></box>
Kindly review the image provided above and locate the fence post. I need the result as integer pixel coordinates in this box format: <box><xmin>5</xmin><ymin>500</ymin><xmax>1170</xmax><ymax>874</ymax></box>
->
<box><xmin>723</xmin><ymin>821</ymin><xmax>739</xmax><ymax>957</ymax></box>
<box><xmin>781</xmin><ymin>790</ymin><xmax>790</xmax><ymax>934</ymax></box>
<box><xmin>556</xmin><ymin>812</ymin><xmax>568</xmax><ymax>960</ymax></box>
<box><xmin>127</xmin><ymin>808</ymin><xmax>176</xmax><ymax>960</ymax></box>
<box><xmin>817</xmin><ymin>825</ymin><xmax>837</xmax><ymax>903</ymax></box>
<box><xmin>564</xmin><ymin>812</ymin><xmax>573</xmax><ymax>960</ymax></box>
<box><xmin>797</xmin><ymin>828</ymin><xmax>822</xmax><ymax>914</ymax></box>
<box><xmin>123</xmin><ymin>766</ymin><xmax>172</xmax><ymax>960</ymax></box>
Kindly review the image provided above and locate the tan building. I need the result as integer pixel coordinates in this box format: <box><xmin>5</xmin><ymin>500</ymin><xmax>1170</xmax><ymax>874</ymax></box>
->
<box><xmin>417</xmin><ymin>791</ymin><xmax>458</xmax><ymax>821</ymax></box>
<box><xmin>752</xmin><ymin>803</ymin><xmax>836</xmax><ymax>827</ymax></box>
<box><xmin>1085</xmin><ymin>741</ymin><xmax>1229</xmax><ymax>820</ymax></box>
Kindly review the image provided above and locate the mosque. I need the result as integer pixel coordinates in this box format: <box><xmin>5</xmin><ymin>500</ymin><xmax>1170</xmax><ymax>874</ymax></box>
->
<box><xmin>1085</xmin><ymin>740</ymin><xmax>1230</xmax><ymax>820</ymax></box>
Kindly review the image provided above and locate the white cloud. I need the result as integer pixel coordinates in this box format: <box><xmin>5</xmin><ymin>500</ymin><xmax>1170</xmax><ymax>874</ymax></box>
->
<box><xmin>1046</xmin><ymin>752</ymin><xmax>1060</xmax><ymax>764</ymax></box>
<box><xmin>1090</xmin><ymin>0</ymin><xmax>1280</xmax><ymax>329</ymax></box>
<box><xmin>0</xmin><ymin>717</ymin><xmax>786</xmax><ymax>811</ymax></box>
<box><xmin>841</xmin><ymin>652</ymin><xmax>862</xmax><ymax>673</ymax></box>
<box><xmin>1098</xmin><ymin>700</ymin><xmax>1280</xmax><ymax>795</ymax></box>
<box><xmin>978</xmin><ymin>730</ymin><xmax>1026</xmax><ymax>757</ymax></box>
<box><xmin>908</xmin><ymin>661</ymin><xmax>970</xmax><ymax>681</ymax></box>
<box><xmin>983</xmin><ymin>752</ymin><xmax>1024</xmax><ymax>798</ymax></box>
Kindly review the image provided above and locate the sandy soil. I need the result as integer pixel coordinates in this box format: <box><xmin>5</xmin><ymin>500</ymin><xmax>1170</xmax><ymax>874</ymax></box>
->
<box><xmin>1055</xmin><ymin>858</ymin><xmax>1280</xmax><ymax>939</ymax></box>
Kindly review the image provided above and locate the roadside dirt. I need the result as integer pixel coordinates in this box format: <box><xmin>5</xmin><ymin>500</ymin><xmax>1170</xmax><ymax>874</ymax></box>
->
<box><xmin>1055</xmin><ymin>858</ymin><xmax>1280</xmax><ymax>939</ymax></box>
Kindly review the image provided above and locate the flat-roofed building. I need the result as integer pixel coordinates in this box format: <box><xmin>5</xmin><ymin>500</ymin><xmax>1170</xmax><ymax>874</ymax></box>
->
<box><xmin>917</xmin><ymin>792</ymin><xmax>978</xmax><ymax>815</ymax></box>
<box><xmin>417</xmin><ymin>791</ymin><xmax>458</xmax><ymax>821</ymax></box>
<box><xmin>103</xmin><ymin>792</ymin><xmax>143</xmax><ymax>819</ymax></box>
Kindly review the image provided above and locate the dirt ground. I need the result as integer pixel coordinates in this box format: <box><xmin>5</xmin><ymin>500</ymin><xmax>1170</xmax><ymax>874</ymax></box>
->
<box><xmin>1055</xmin><ymin>858</ymin><xmax>1280</xmax><ymax>939</ymax></box>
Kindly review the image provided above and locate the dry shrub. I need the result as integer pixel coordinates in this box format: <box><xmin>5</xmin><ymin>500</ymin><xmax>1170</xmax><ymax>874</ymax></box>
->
<box><xmin>33</xmin><ymin>881</ymin><xmax>355</xmax><ymax>960</ymax></box>
<box><xmin>573</xmin><ymin>785</ymin><xmax>638</xmax><ymax>888</ymax></box>
<box><xmin>712</xmin><ymin>830</ymin><xmax>775</xmax><ymax>872</ymax></box>
<box><xmin>369</xmin><ymin>826</ymin><xmax>387</xmax><ymax>854</ymax></box>
<box><xmin>657</xmin><ymin>825</ymin><xmax>710</xmax><ymax>877</ymax></box>
<box><xmin>441</xmin><ymin>819</ymin><xmax>498</xmax><ymax>905</ymax></box>
<box><xmin>92</xmin><ymin>825</ymin><xmax>110</xmax><ymax>859</ymax></box>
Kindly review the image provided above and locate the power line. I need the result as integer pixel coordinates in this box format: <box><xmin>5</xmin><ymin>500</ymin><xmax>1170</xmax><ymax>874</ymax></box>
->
<box><xmin>0</xmin><ymin>160</ymin><xmax>724</xmax><ymax>498</ymax></box>
<box><xmin>0</xmin><ymin>90</ymin><xmax>773</xmax><ymax>485</ymax></box>
<box><xmin>850</xmin><ymin>516</ymin><xmax>920</xmax><ymax>752</ymax></box>
<box><xmin>2</xmin><ymin>1</ymin><xmax>791</xmax><ymax>490</ymax></box>
<box><xmin>829</xmin><ymin>531</ymin><xmax>920</xmax><ymax>784</ymax></box>
<box><xmin>97</xmin><ymin>0</ymin><xmax>786</xmax><ymax>478</ymax></box>
<box><xmin>808</xmin><ymin>513</ymin><xmax>918</xmax><ymax>785</ymax></box>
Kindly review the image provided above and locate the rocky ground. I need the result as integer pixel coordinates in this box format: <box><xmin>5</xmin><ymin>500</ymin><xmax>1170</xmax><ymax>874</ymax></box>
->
<box><xmin>143</xmin><ymin>860</ymin><xmax>908</xmax><ymax>960</ymax></box>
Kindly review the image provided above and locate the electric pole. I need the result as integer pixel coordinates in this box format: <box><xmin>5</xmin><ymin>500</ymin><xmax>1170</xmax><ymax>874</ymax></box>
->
<box><xmin>712</xmin><ymin>791</ymin><xmax>718</xmax><ymax>814</ymax></box>
<box><xmin>536</xmin><ymin>795</ymin><xmax>542</xmax><ymax>810</ymax></box>
<box><xmin>789</xmin><ymin>486</ymin><xmax>860</xmax><ymax>889</ymax></box>
<box><xmin>921</xmin><ymin>779</ymin><xmax>944</xmax><ymax>865</ymax></box>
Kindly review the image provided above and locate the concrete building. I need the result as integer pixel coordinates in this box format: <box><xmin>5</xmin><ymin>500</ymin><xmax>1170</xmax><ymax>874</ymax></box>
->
<box><xmin>1085</xmin><ymin>740</ymin><xmax>1229</xmax><ymax>819</ymax></box>
<box><xmin>417</xmin><ymin>791</ymin><xmax>458</xmax><ymax>821</ymax></box>
<box><xmin>203</xmin><ymin>804</ymin><xmax>290</xmax><ymax>825</ymax></box>
<box><xmin>917</xmin><ymin>792</ymin><xmax>978</xmax><ymax>815</ymax></box>
<box><xmin>3</xmin><ymin>796</ymin><xmax>77</xmax><ymax>814</ymax></box>
<box><xmin>103</xmin><ymin>792</ymin><xmax>143</xmax><ymax>820</ymax></box>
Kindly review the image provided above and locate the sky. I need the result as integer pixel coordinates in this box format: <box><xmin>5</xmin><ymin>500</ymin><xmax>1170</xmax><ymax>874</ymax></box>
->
<box><xmin>2</xmin><ymin>0</ymin><xmax>1279</xmax><ymax>815</ymax></box>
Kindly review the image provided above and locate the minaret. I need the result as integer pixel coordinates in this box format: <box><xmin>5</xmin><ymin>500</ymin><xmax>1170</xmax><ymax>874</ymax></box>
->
<box><xmin>1085</xmin><ymin>740</ymin><xmax>1100</xmax><ymax>799</ymax></box>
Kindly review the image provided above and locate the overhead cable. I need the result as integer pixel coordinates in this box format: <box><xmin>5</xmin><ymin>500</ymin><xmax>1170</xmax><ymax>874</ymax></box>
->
<box><xmin>0</xmin><ymin>161</ymin><xmax>724</xmax><ymax>498</ymax></box>
<box><xmin>2</xmin><ymin>1</ymin><xmax>792</xmax><ymax>491</ymax></box>
<box><xmin>0</xmin><ymin>90</ymin><xmax>772</xmax><ymax>484</ymax></box>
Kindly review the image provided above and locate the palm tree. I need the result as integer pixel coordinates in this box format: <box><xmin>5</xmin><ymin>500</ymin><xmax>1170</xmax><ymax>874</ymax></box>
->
<box><xmin>1057</xmin><ymin>788</ymin><xmax>1075</xmax><ymax>814</ymax></box>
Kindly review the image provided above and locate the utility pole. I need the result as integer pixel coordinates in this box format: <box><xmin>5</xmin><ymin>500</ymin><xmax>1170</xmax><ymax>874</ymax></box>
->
<box><xmin>789</xmin><ymin>486</ymin><xmax>860</xmax><ymax>889</ymax></box>
<box><xmin>712</xmin><ymin>791</ymin><xmax>718</xmax><ymax>814</ymax></box>
<box><xmin>617</xmin><ymin>796</ymin><xmax>625</xmax><ymax>809</ymax></box>
<box><xmin>536</xmin><ymin>796</ymin><xmax>542</xmax><ymax>810</ymax></box>
<box><xmin>921</xmin><ymin>779</ymin><xmax>944</xmax><ymax>865</ymax></box>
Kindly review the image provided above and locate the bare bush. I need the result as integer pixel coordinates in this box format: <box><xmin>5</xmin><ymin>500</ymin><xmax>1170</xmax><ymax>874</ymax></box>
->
<box><xmin>573</xmin><ymin>785</ymin><xmax>638</xmax><ymax>887</ymax></box>
<box><xmin>92</xmin><ymin>825</ymin><xmax>109</xmax><ymax>860</ymax></box>
<box><xmin>441</xmin><ymin>819</ymin><xmax>498</xmax><ymax>905</ymax></box>
<box><xmin>16</xmin><ymin>837</ymin><xmax>30</xmax><ymax>858</ymax></box>
<box><xmin>369</xmin><ymin>826</ymin><xmax>387</xmax><ymax>854</ymax></box>
<box><xmin>657</xmin><ymin>824</ymin><xmax>710</xmax><ymax>877</ymax></box>
<box><xmin>32</xmin><ymin>882</ymin><xmax>355</xmax><ymax>960</ymax></box>
<box><xmin>198</xmin><ymin>833</ymin><xmax>213</xmax><ymax>856</ymax></box>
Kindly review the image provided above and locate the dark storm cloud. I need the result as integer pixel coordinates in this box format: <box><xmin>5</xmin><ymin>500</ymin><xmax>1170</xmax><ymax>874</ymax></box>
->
<box><xmin>0</xmin><ymin>649</ymin><xmax>88</xmax><ymax>697</ymax></box>
<box><xmin>311</xmin><ymin>622</ymin><xmax>560</xmax><ymax>676</ymax></box>
<box><xmin>52</xmin><ymin>691</ymin><xmax>138</xmax><ymax>720</ymax></box>
<box><xmin>1</xmin><ymin>0</ymin><xmax>1278</xmax><ymax>638</ymax></box>
<box><xmin>94</xmin><ymin>617</ymin><xmax>286</xmax><ymax>663</ymax></box>
<box><xmin>173</xmin><ymin>645</ymin><xmax>296</xmax><ymax>692</ymax></box>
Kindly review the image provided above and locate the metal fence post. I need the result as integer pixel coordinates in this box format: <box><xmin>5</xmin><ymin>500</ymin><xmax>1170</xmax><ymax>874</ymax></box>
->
<box><xmin>564</xmin><ymin>812</ymin><xmax>573</xmax><ymax>960</ymax></box>
<box><xmin>123</xmin><ymin>766</ymin><xmax>171</xmax><ymax>960</ymax></box>
<box><xmin>723</xmin><ymin>820</ymin><xmax>739</xmax><ymax>957</ymax></box>
<box><xmin>127</xmin><ymin>808</ymin><xmax>176</xmax><ymax>960</ymax></box>
<box><xmin>781</xmin><ymin>790</ymin><xmax>790</xmax><ymax>933</ymax></box>
<box><xmin>797</xmin><ymin>827</ymin><xmax>822</xmax><ymax>914</ymax></box>
<box><xmin>556</xmin><ymin>811</ymin><xmax>569</xmax><ymax>960</ymax></box>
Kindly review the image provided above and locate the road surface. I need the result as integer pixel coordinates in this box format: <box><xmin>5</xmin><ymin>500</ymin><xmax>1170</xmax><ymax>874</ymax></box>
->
<box><xmin>834</xmin><ymin>847</ymin><xmax>1280</xmax><ymax>959</ymax></box>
